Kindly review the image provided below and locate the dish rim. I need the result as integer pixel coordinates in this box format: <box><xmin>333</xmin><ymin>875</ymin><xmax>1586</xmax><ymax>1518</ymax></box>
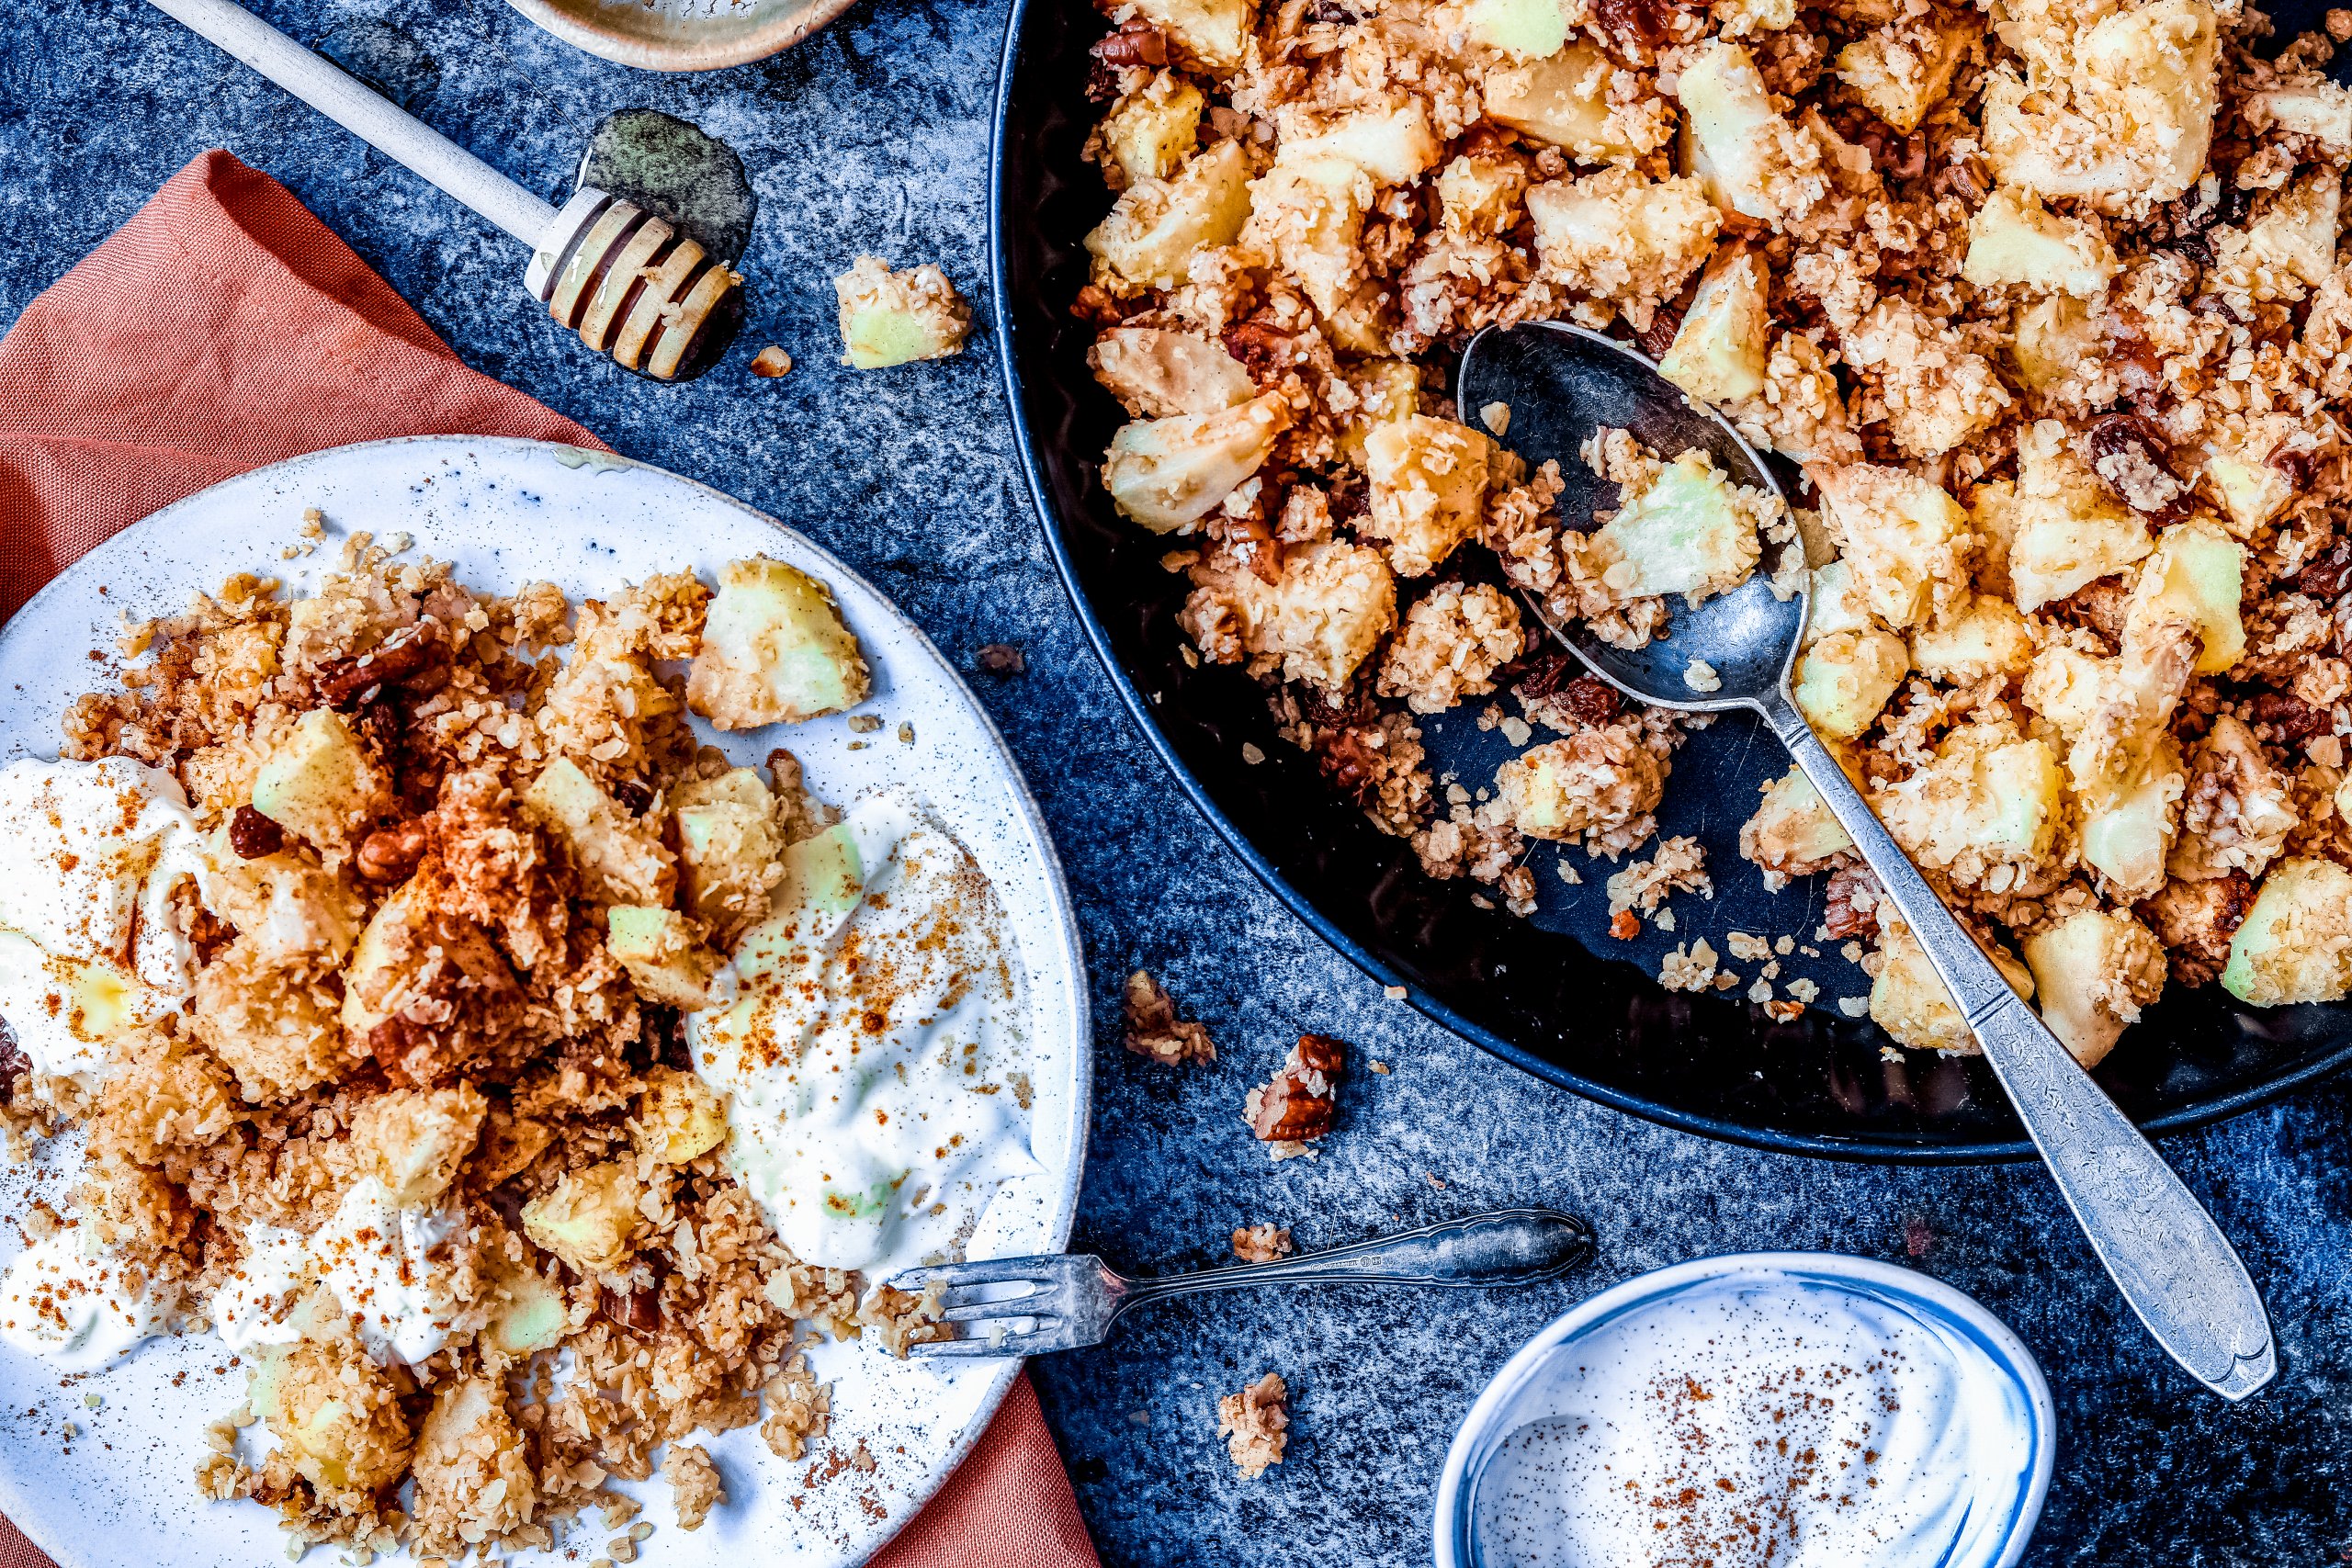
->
<box><xmin>0</xmin><ymin>433</ymin><xmax>1093</xmax><ymax>1568</ymax></box>
<box><xmin>1428</xmin><ymin>1250</ymin><xmax>2056</xmax><ymax>1568</ymax></box>
<box><xmin>496</xmin><ymin>0</ymin><xmax>854</xmax><ymax>72</ymax></box>
<box><xmin>984</xmin><ymin>0</ymin><xmax>2352</xmax><ymax>1164</ymax></box>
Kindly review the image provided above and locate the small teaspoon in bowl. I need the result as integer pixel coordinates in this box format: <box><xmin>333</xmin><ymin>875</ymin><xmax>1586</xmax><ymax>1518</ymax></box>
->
<box><xmin>1457</xmin><ymin>320</ymin><xmax>2275</xmax><ymax>1402</ymax></box>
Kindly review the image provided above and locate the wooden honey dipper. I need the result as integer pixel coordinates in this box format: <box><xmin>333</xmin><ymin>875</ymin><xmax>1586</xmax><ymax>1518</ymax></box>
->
<box><xmin>145</xmin><ymin>0</ymin><xmax>743</xmax><ymax>380</ymax></box>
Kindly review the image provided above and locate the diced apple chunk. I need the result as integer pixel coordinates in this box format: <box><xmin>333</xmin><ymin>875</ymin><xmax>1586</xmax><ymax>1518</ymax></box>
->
<box><xmin>521</xmin><ymin>1159</ymin><xmax>642</xmax><ymax>1276</ymax></box>
<box><xmin>1804</xmin><ymin>558</ymin><xmax>1875</xmax><ymax>644</ymax></box>
<box><xmin>1910</xmin><ymin>594</ymin><xmax>2034</xmax><ymax>683</ymax></box>
<box><xmin>686</xmin><ymin>558</ymin><xmax>871</xmax><ymax>729</ymax></box>
<box><xmin>2123</xmin><ymin>519</ymin><xmax>2245</xmax><ymax>674</ymax></box>
<box><xmin>1243</xmin><ymin>154</ymin><xmax>1371</xmax><ymax>319</ymax></box>
<box><xmin>2009</xmin><ymin>295</ymin><xmax>2102</xmax><ymax>393</ymax></box>
<box><xmin>488</xmin><ymin>1259</ymin><xmax>570</xmax><ymax>1357</ymax></box>
<box><xmin>348</xmin><ymin>1084</ymin><xmax>487</xmax><ymax>1207</ymax></box>
<box><xmin>1096</xmin><ymin>73</ymin><xmax>1204</xmax><ymax>188</ymax></box>
<box><xmin>1980</xmin><ymin>0</ymin><xmax>2218</xmax><ymax>208</ymax></box>
<box><xmin>523</xmin><ymin>759</ymin><xmax>675</xmax><ymax>908</ymax></box>
<box><xmin>1278</xmin><ymin>98</ymin><xmax>1443</xmax><ymax>186</ymax></box>
<box><xmin>1870</xmin><ymin>919</ymin><xmax>2033</xmax><ymax>1054</ymax></box>
<box><xmin>202</xmin><ymin>829</ymin><xmax>364</xmax><ymax>966</ymax></box>
<box><xmin>1962</xmin><ymin>188</ymin><xmax>2120</xmax><ymax>299</ymax></box>
<box><xmin>2199</xmin><ymin>417</ymin><xmax>2302</xmax><ymax>536</ymax></box>
<box><xmin>1483</xmin><ymin>44</ymin><xmax>1669</xmax><ymax>165</ymax></box>
<box><xmin>1102</xmin><ymin>394</ymin><xmax>1289</xmax><ymax>534</ymax></box>
<box><xmin>2007</xmin><ymin>420</ymin><xmax>2155</xmax><ymax>613</ymax></box>
<box><xmin>1526</xmin><ymin>170</ymin><xmax>1721</xmax><ymax>322</ymax></box>
<box><xmin>1874</xmin><ymin>720</ymin><xmax>2065</xmax><ymax>895</ymax></box>
<box><xmin>832</xmin><ymin>257</ymin><xmax>972</xmax><ymax>369</ymax></box>
<box><xmin>1675</xmin><ymin>39</ymin><xmax>1827</xmax><ymax>224</ymax></box>
<box><xmin>1459</xmin><ymin>0</ymin><xmax>1572</xmax><ymax>58</ymax></box>
<box><xmin>1812</xmin><ymin>463</ymin><xmax>1973</xmax><ymax>631</ymax></box>
<box><xmin>1658</xmin><ymin>249</ymin><xmax>1770</xmax><ymax>405</ymax></box>
<box><xmin>1738</xmin><ymin>766</ymin><xmax>1853</xmax><ymax>886</ymax></box>
<box><xmin>670</xmin><ymin>769</ymin><xmax>786</xmax><ymax>939</ymax></box>
<box><xmin>1125</xmin><ymin>0</ymin><xmax>1251</xmax><ymax>73</ymax></box>
<box><xmin>2023</xmin><ymin>908</ymin><xmax>2167</xmax><ymax>1066</ymax></box>
<box><xmin>1363</xmin><ymin>415</ymin><xmax>1496</xmax><ymax>578</ymax></box>
<box><xmin>1834</xmin><ymin>17</ymin><xmax>1972</xmax><ymax>133</ymax></box>
<box><xmin>607</xmin><ymin>906</ymin><xmax>727</xmax><ymax>1010</ymax></box>
<box><xmin>1437</xmin><ymin>154</ymin><xmax>1530</xmax><ymax>239</ymax></box>
<box><xmin>2222</xmin><ymin>857</ymin><xmax>2352</xmax><ymax>1006</ymax></box>
<box><xmin>635</xmin><ymin>1066</ymin><xmax>729</xmax><ymax>1165</ymax></box>
<box><xmin>250</xmin><ymin>709</ymin><xmax>388</xmax><ymax>869</ymax></box>
<box><xmin>1794</xmin><ymin>626</ymin><xmax>1908</xmax><ymax>739</ymax></box>
<box><xmin>1085</xmin><ymin>139</ymin><xmax>1255</xmax><ymax>292</ymax></box>
<box><xmin>1338</xmin><ymin>360</ymin><xmax>1422</xmax><ymax>468</ymax></box>
<box><xmin>2020</xmin><ymin>642</ymin><xmax>2109</xmax><ymax>741</ymax></box>
<box><xmin>2248</xmin><ymin>80</ymin><xmax>2352</xmax><ymax>156</ymax></box>
<box><xmin>1089</xmin><ymin>327</ymin><xmax>1255</xmax><ymax>418</ymax></box>
<box><xmin>1589</xmin><ymin>449</ymin><xmax>1767</xmax><ymax>603</ymax></box>
<box><xmin>2076</xmin><ymin>739</ymin><xmax>2183</xmax><ymax>900</ymax></box>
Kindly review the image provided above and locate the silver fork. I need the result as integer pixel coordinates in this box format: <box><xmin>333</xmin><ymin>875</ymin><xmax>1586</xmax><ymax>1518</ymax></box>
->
<box><xmin>890</xmin><ymin>1207</ymin><xmax>1594</xmax><ymax>1357</ymax></box>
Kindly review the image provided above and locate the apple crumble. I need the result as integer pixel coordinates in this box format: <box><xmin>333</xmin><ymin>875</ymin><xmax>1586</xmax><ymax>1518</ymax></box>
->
<box><xmin>1075</xmin><ymin>0</ymin><xmax>2352</xmax><ymax>1060</ymax></box>
<box><xmin>1216</xmin><ymin>1370</ymin><xmax>1291</xmax><ymax>1478</ymax></box>
<box><xmin>0</xmin><ymin>536</ymin><xmax>972</xmax><ymax>1558</ymax></box>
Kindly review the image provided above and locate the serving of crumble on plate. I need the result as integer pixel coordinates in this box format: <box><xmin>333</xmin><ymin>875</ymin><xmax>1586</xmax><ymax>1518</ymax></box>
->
<box><xmin>0</xmin><ymin>437</ymin><xmax>1088</xmax><ymax>1568</ymax></box>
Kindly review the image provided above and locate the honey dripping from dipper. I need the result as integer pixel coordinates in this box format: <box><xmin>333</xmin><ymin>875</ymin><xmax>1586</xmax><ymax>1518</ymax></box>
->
<box><xmin>527</xmin><ymin>110</ymin><xmax>755</xmax><ymax>383</ymax></box>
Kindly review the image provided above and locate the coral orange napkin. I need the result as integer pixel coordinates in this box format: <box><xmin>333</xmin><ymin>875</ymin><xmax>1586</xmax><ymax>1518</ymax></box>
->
<box><xmin>0</xmin><ymin>149</ymin><xmax>1097</xmax><ymax>1568</ymax></box>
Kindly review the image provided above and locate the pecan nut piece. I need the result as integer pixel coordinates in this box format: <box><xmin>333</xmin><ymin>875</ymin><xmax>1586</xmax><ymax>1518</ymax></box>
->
<box><xmin>356</xmin><ymin>819</ymin><xmax>429</xmax><ymax>883</ymax></box>
<box><xmin>228</xmin><ymin>804</ymin><xmax>285</xmax><ymax>860</ymax></box>
<box><xmin>1822</xmin><ymin>865</ymin><xmax>1883</xmax><ymax>942</ymax></box>
<box><xmin>2086</xmin><ymin>414</ymin><xmax>2188</xmax><ymax>519</ymax></box>
<box><xmin>314</xmin><ymin>620</ymin><xmax>446</xmax><ymax>709</ymax></box>
<box><xmin>1089</xmin><ymin>17</ymin><xmax>1168</xmax><ymax>67</ymax></box>
<box><xmin>1247</xmin><ymin>1034</ymin><xmax>1346</xmax><ymax>1144</ymax></box>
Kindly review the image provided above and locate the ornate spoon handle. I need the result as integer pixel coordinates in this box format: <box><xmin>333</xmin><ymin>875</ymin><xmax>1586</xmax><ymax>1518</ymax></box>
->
<box><xmin>1769</xmin><ymin>694</ymin><xmax>2275</xmax><ymax>1401</ymax></box>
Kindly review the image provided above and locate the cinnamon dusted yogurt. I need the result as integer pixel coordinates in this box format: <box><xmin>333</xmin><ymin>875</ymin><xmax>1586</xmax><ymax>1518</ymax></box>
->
<box><xmin>1438</xmin><ymin>1255</ymin><xmax>2052</xmax><ymax>1568</ymax></box>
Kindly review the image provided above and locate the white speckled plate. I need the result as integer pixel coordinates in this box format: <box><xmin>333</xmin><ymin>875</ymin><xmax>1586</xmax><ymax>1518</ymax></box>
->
<box><xmin>500</xmin><ymin>0</ymin><xmax>852</xmax><ymax>72</ymax></box>
<box><xmin>0</xmin><ymin>436</ymin><xmax>1091</xmax><ymax>1568</ymax></box>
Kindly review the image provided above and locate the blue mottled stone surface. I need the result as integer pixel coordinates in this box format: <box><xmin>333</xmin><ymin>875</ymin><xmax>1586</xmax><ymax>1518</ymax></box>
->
<box><xmin>5</xmin><ymin>2</ymin><xmax>2350</xmax><ymax>1561</ymax></box>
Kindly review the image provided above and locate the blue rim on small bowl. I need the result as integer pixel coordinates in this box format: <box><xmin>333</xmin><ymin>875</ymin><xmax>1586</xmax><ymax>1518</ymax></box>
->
<box><xmin>1433</xmin><ymin>1252</ymin><xmax>2056</xmax><ymax>1568</ymax></box>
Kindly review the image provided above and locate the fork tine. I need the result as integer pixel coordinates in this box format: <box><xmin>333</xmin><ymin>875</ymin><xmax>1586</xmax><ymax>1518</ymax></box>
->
<box><xmin>890</xmin><ymin>1257</ymin><xmax>1057</xmax><ymax>1291</ymax></box>
<box><xmin>910</xmin><ymin>1325</ymin><xmax>1074</xmax><ymax>1358</ymax></box>
<box><xmin>941</xmin><ymin>1295</ymin><xmax>1046</xmax><ymax>1324</ymax></box>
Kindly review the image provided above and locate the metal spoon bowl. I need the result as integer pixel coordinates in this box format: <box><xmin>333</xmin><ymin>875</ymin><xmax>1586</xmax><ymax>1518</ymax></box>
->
<box><xmin>1459</xmin><ymin>321</ymin><xmax>2277</xmax><ymax>1402</ymax></box>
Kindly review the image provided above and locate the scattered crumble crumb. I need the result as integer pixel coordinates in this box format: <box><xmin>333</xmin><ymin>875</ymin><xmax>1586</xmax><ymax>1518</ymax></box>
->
<box><xmin>1233</xmin><ymin>1224</ymin><xmax>1295</xmax><ymax>1263</ymax></box>
<box><xmin>1683</xmin><ymin>658</ymin><xmax>1723</xmax><ymax>694</ymax></box>
<box><xmin>1216</xmin><ymin>1374</ymin><xmax>1290</xmax><ymax>1479</ymax></box>
<box><xmin>1605</xmin><ymin>836</ymin><xmax>1712</xmax><ymax>916</ymax></box>
<box><xmin>1383</xmin><ymin>984</ymin><xmax>1408</xmax><ymax>999</ymax></box>
<box><xmin>1655</xmin><ymin>908</ymin><xmax>1676</xmax><ymax>931</ymax></box>
<box><xmin>1839</xmin><ymin>997</ymin><xmax>1871</xmax><ymax>1018</ymax></box>
<box><xmin>751</xmin><ymin>345</ymin><xmax>793</xmax><ymax>378</ymax></box>
<box><xmin>847</xmin><ymin>714</ymin><xmax>884</xmax><ymax>733</ymax></box>
<box><xmin>1242</xmin><ymin>742</ymin><xmax>1266</xmax><ymax>764</ymax></box>
<box><xmin>662</xmin><ymin>1443</ymin><xmax>725</xmax><ymax>1531</ymax></box>
<box><xmin>1368</xmin><ymin>1059</ymin><xmax>1391</xmax><ymax>1074</ymax></box>
<box><xmin>1725</xmin><ymin>931</ymin><xmax>1771</xmax><ymax>962</ymax></box>
<box><xmin>976</xmin><ymin>643</ymin><xmax>1027</xmax><ymax>676</ymax></box>
<box><xmin>1479</xmin><ymin>400</ymin><xmax>1512</xmax><ymax>437</ymax></box>
<box><xmin>1610</xmin><ymin>908</ymin><xmax>1641</xmax><ymax>940</ymax></box>
<box><xmin>1124</xmin><ymin>970</ymin><xmax>1216</xmax><ymax>1066</ymax></box>
<box><xmin>1786</xmin><ymin>977</ymin><xmax>1822</xmax><ymax>1003</ymax></box>
<box><xmin>1774</xmin><ymin>935</ymin><xmax>1794</xmax><ymax>955</ymax></box>
<box><xmin>1659</xmin><ymin>940</ymin><xmax>1721</xmax><ymax>993</ymax></box>
<box><xmin>897</xmin><ymin>721</ymin><xmax>915</xmax><ymax>744</ymax></box>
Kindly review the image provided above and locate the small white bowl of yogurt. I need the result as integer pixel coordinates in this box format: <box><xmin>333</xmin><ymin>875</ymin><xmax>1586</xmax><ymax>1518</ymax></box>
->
<box><xmin>1435</xmin><ymin>1252</ymin><xmax>2054</xmax><ymax>1568</ymax></box>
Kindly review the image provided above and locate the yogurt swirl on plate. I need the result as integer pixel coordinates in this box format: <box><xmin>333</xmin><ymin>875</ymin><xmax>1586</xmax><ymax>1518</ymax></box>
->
<box><xmin>690</xmin><ymin>788</ymin><xmax>1038</xmax><ymax>1275</ymax></box>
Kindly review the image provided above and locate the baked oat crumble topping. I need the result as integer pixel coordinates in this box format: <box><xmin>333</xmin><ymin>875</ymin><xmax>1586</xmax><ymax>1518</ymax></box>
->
<box><xmin>1073</xmin><ymin>0</ymin><xmax>2352</xmax><ymax>1051</ymax></box>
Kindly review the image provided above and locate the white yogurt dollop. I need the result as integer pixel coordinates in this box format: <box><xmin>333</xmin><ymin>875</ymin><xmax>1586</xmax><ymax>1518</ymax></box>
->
<box><xmin>0</xmin><ymin>757</ymin><xmax>212</xmax><ymax>1081</ymax></box>
<box><xmin>207</xmin><ymin>1179</ymin><xmax>468</xmax><ymax>1366</ymax></box>
<box><xmin>0</xmin><ymin>1229</ymin><xmax>172</xmax><ymax>1372</ymax></box>
<box><xmin>1471</xmin><ymin>1273</ymin><xmax>2037</xmax><ymax>1568</ymax></box>
<box><xmin>690</xmin><ymin>789</ymin><xmax>1037</xmax><ymax>1275</ymax></box>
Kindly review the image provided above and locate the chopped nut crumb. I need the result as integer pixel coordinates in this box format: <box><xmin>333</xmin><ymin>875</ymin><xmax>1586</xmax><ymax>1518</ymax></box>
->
<box><xmin>1216</xmin><ymin>1373</ymin><xmax>1290</xmax><ymax>1479</ymax></box>
<box><xmin>1123</xmin><ymin>970</ymin><xmax>1216</xmax><ymax>1066</ymax></box>
<box><xmin>1233</xmin><ymin>1224</ymin><xmax>1295</xmax><ymax>1262</ymax></box>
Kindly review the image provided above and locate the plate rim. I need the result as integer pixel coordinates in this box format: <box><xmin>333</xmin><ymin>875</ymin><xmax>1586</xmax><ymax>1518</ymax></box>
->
<box><xmin>0</xmin><ymin>433</ymin><xmax>1093</xmax><ymax>1568</ymax></box>
<box><xmin>983</xmin><ymin>0</ymin><xmax>2352</xmax><ymax>1165</ymax></box>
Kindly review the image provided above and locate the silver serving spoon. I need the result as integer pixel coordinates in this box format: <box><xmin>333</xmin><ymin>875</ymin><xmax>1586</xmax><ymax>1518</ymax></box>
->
<box><xmin>1459</xmin><ymin>321</ymin><xmax>2276</xmax><ymax>1402</ymax></box>
<box><xmin>893</xmin><ymin>1208</ymin><xmax>1593</xmax><ymax>1356</ymax></box>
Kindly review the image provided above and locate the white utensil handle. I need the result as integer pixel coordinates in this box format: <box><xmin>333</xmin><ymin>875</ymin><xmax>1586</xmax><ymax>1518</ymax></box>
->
<box><xmin>143</xmin><ymin>0</ymin><xmax>558</xmax><ymax>247</ymax></box>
